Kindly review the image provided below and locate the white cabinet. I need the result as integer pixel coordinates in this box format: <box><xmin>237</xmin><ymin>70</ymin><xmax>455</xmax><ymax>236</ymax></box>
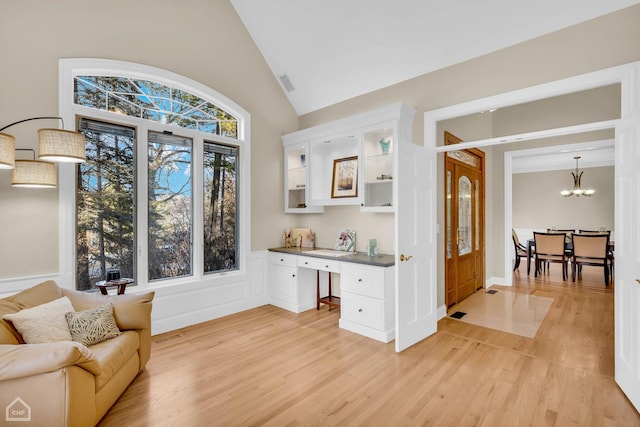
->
<box><xmin>361</xmin><ymin>125</ymin><xmax>395</xmax><ymax>212</ymax></box>
<box><xmin>339</xmin><ymin>263</ymin><xmax>395</xmax><ymax>343</ymax></box>
<box><xmin>268</xmin><ymin>253</ymin><xmax>315</xmax><ymax>313</ymax></box>
<box><xmin>281</xmin><ymin>103</ymin><xmax>415</xmax><ymax>213</ymax></box>
<box><xmin>284</xmin><ymin>143</ymin><xmax>323</xmax><ymax>213</ymax></box>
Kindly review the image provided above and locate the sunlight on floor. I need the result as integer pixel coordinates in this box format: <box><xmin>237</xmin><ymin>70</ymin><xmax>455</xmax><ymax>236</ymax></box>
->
<box><xmin>449</xmin><ymin>289</ymin><xmax>554</xmax><ymax>338</ymax></box>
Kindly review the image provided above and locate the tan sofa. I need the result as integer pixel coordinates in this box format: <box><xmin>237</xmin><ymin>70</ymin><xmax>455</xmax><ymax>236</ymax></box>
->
<box><xmin>0</xmin><ymin>280</ymin><xmax>154</xmax><ymax>427</ymax></box>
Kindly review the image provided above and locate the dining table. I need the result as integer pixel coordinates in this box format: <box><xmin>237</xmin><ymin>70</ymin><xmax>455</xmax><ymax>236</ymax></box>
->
<box><xmin>526</xmin><ymin>238</ymin><xmax>615</xmax><ymax>275</ymax></box>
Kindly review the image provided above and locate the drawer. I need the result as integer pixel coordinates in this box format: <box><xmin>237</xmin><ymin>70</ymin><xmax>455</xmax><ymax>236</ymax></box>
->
<box><xmin>297</xmin><ymin>256</ymin><xmax>340</xmax><ymax>273</ymax></box>
<box><xmin>341</xmin><ymin>292</ymin><xmax>385</xmax><ymax>331</ymax></box>
<box><xmin>341</xmin><ymin>264</ymin><xmax>384</xmax><ymax>299</ymax></box>
<box><xmin>269</xmin><ymin>252</ymin><xmax>297</xmax><ymax>268</ymax></box>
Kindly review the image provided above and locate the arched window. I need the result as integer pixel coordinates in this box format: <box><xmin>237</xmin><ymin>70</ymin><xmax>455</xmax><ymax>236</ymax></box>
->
<box><xmin>74</xmin><ymin>76</ymin><xmax>238</xmax><ymax>138</ymax></box>
<box><xmin>59</xmin><ymin>59</ymin><xmax>251</xmax><ymax>291</ymax></box>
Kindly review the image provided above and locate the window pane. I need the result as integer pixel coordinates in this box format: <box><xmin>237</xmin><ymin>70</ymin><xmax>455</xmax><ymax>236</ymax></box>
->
<box><xmin>74</xmin><ymin>76</ymin><xmax>239</xmax><ymax>139</ymax></box>
<box><xmin>204</xmin><ymin>142</ymin><xmax>238</xmax><ymax>273</ymax></box>
<box><xmin>458</xmin><ymin>175</ymin><xmax>472</xmax><ymax>256</ymax></box>
<box><xmin>148</xmin><ymin>131</ymin><xmax>193</xmax><ymax>280</ymax></box>
<box><xmin>76</xmin><ymin>119</ymin><xmax>136</xmax><ymax>291</ymax></box>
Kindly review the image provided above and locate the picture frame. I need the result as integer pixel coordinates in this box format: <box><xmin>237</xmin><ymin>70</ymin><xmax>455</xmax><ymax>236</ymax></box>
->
<box><xmin>331</xmin><ymin>156</ymin><xmax>358</xmax><ymax>198</ymax></box>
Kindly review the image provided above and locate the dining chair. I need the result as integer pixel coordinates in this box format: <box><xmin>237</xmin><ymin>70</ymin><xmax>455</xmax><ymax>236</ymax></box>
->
<box><xmin>578</xmin><ymin>230</ymin><xmax>614</xmax><ymax>275</ymax></box>
<box><xmin>546</xmin><ymin>229</ymin><xmax>574</xmax><ymax>260</ymax></box>
<box><xmin>512</xmin><ymin>229</ymin><xmax>528</xmax><ymax>271</ymax></box>
<box><xmin>571</xmin><ymin>233</ymin><xmax>610</xmax><ymax>285</ymax></box>
<box><xmin>533</xmin><ymin>232</ymin><xmax>570</xmax><ymax>280</ymax></box>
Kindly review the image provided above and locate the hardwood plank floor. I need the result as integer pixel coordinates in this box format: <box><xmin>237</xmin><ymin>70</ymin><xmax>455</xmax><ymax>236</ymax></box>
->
<box><xmin>99</xmin><ymin>265</ymin><xmax>638</xmax><ymax>426</ymax></box>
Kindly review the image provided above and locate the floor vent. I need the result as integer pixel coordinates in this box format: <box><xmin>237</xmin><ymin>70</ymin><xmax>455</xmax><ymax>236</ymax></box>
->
<box><xmin>486</xmin><ymin>289</ymin><xmax>498</xmax><ymax>294</ymax></box>
<box><xmin>450</xmin><ymin>311</ymin><xmax>467</xmax><ymax>319</ymax></box>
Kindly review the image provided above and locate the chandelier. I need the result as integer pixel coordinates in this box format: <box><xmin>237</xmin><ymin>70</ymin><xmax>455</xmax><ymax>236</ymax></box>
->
<box><xmin>560</xmin><ymin>156</ymin><xmax>594</xmax><ymax>197</ymax></box>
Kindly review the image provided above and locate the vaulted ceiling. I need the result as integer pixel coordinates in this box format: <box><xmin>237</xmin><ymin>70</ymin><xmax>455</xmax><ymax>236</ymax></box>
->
<box><xmin>230</xmin><ymin>0</ymin><xmax>640</xmax><ymax>115</ymax></box>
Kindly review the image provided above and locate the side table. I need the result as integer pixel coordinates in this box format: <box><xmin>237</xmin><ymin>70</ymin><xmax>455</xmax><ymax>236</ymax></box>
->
<box><xmin>95</xmin><ymin>278</ymin><xmax>134</xmax><ymax>295</ymax></box>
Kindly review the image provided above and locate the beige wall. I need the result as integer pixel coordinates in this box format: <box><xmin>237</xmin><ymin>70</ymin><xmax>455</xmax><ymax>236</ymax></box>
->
<box><xmin>0</xmin><ymin>0</ymin><xmax>297</xmax><ymax>279</ymax></box>
<box><xmin>298</xmin><ymin>4</ymin><xmax>640</xmax><ymax>307</ymax></box>
<box><xmin>513</xmin><ymin>167</ymin><xmax>614</xmax><ymax>231</ymax></box>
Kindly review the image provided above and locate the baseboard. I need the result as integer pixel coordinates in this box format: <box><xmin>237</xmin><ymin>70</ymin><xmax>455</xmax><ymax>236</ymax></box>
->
<box><xmin>486</xmin><ymin>276</ymin><xmax>509</xmax><ymax>288</ymax></box>
<box><xmin>437</xmin><ymin>304</ymin><xmax>448</xmax><ymax>320</ymax></box>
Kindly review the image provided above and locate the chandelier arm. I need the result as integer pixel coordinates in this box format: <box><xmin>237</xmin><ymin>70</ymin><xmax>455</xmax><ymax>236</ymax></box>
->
<box><xmin>0</xmin><ymin>117</ymin><xmax>65</xmax><ymax>132</ymax></box>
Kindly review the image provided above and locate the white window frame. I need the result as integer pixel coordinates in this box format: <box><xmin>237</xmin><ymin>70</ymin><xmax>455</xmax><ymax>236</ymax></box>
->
<box><xmin>58</xmin><ymin>58</ymin><xmax>251</xmax><ymax>290</ymax></box>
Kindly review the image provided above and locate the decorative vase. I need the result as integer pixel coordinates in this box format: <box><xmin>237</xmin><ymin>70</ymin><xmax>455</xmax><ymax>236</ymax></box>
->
<box><xmin>379</xmin><ymin>138</ymin><xmax>390</xmax><ymax>154</ymax></box>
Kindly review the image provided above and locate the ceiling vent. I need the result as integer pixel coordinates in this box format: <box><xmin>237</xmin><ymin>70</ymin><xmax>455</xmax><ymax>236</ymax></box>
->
<box><xmin>279</xmin><ymin>74</ymin><xmax>295</xmax><ymax>92</ymax></box>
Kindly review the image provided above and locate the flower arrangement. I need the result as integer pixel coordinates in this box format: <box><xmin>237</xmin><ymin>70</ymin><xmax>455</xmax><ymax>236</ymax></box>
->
<box><xmin>335</xmin><ymin>229</ymin><xmax>356</xmax><ymax>252</ymax></box>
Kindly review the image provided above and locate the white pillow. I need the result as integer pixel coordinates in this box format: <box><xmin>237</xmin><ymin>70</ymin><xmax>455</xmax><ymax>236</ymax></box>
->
<box><xmin>2</xmin><ymin>296</ymin><xmax>75</xmax><ymax>343</ymax></box>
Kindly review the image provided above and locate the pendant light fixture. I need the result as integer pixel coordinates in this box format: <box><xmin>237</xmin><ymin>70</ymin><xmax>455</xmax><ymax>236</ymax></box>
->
<box><xmin>0</xmin><ymin>132</ymin><xmax>16</xmax><ymax>169</ymax></box>
<box><xmin>560</xmin><ymin>156</ymin><xmax>595</xmax><ymax>197</ymax></box>
<box><xmin>11</xmin><ymin>158</ymin><xmax>57</xmax><ymax>188</ymax></box>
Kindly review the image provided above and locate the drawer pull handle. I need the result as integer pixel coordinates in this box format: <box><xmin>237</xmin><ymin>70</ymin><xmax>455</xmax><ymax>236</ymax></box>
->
<box><xmin>292</xmin><ymin>274</ymin><xmax>296</xmax><ymax>278</ymax></box>
<box><xmin>325</xmin><ymin>265</ymin><xmax>329</xmax><ymax>268</ymax></box>
<box><xmin>280</xmin><ymin>259</ymin><xmax>284</xmax><ymax>262</ymax></box>
<box><xmin>358</xmin><ymin>278</ymin><xmax>363</xmax><ymax>282</ymax></box>
<box><xmin>358</xmin><ymin>308</ymin><xmax>363</xmax><ymax>312</ymax></box>
<box><xmin>305</xmin><ymin>261</ymin><xmax>309</xmax><ymax>265</ymax></box>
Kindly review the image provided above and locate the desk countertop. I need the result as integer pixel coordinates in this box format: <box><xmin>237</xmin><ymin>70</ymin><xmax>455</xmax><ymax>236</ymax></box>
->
<box><xmin>268</xmin><ymin>247</ymin><xmax>395</xmax><ymax>268</ymax></box>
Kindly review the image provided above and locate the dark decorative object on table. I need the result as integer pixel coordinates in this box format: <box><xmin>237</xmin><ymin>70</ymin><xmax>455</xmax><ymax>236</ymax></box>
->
<box><xmin>106</xmin><ymin>269</ymin><xmax>121</xmax><ymax>282</ymax></box>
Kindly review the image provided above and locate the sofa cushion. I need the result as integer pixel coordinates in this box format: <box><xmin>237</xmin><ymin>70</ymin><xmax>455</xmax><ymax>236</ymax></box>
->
<box><xmin>65</xmin><ymin>303</ymin><xmax>121</xmax><ymax>347</ymax></box>
<box><xmin>0</xmin><ymin>280</ymin><xmax>63</xmax><ymax>344</ymax></box>
<box><xmin>3</xmin><ymin>297</ymin><xmax>75</xmax><ymax>344</ymax></box>
<box><xmin>89</xmin><ymin>330</ymin><xmax>139</xmax><ymax>391</ymax></box>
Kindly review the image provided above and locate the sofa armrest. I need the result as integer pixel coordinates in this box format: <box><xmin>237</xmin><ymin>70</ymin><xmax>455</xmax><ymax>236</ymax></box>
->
<box><xmin>0</xmin><ymin>342</ymin><xmax>100</xmax><ymax>381</ymax></box>
<box><xmin>61</xmin><ymin>289</ymin><xmax>155</xmax><ymax>331</ymax></box>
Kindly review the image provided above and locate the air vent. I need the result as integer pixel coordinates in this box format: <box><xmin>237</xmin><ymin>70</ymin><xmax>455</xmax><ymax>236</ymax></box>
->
<box><xmin>279</xmin><ymin>74</ymin><xmax>295</xmax><ymax>92</ymax></box>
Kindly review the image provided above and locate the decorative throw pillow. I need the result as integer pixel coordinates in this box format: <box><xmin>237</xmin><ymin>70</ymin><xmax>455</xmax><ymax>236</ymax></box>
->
<box><xmin>65</xmin><ymin>303</ymin><xmax>121</xmax><ymax>347</ymax></box>
<box><xmin>2</xmin><ymin>296</ymin><xmax>75</xmax><ymax>343</ymax></box>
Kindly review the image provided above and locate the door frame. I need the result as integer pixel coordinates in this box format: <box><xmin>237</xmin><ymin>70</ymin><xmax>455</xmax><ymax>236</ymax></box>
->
<box><xmin>424</xmin><ymin>61</ymin><xmax>640</xmax><ymax>411</ymax></box>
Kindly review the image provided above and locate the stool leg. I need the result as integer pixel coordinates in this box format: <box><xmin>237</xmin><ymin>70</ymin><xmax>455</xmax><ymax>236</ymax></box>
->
<box><xmin>316</xmin><ymin>270</ymin><xmax>320</xmax><ymax>310</ymax></box>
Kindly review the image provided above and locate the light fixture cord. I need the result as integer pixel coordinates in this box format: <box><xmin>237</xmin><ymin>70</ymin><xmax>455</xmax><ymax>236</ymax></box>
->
<box><xmin>0</xmin><ymin>117</ymin><xmax>64</xmax><ymax>132</ymax></box>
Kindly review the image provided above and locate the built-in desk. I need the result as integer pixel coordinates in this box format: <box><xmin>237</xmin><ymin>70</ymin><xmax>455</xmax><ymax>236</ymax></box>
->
<box><xmin>268</xmin><ymin>247</ymin><xmax>395</xmax><ymax>343</ymax></box>
<box><xmin>268</xmin><ymin>247</ymin><xmax>394</xmax><ymax>267</ymax></box>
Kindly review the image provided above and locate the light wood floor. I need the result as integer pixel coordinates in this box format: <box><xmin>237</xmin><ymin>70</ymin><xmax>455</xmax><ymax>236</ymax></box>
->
<box><xmin>99</xmin><ymin>265</ymin><xmax>638</xmax><ymax>426</ymax></box>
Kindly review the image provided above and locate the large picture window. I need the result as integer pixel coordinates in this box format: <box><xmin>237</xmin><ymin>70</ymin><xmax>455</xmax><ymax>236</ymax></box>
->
<box><xmin>65</xmin><ymin>61</ymin><xmax>249</xmax><ymax>292</ymax></box>
<box><xmin>148</xmin><ymin>131</ymin><xmax>193</xmax><ymax>281</ymax></box>
<box><xmin>76</xmin><ymin>119</ymin><xmax>136</xmax><ymax>291</ymax></box>
<box><xmin>204</xmin><ymin>142</ymin><xmax>238</xmax><ymax>273</ymax></box>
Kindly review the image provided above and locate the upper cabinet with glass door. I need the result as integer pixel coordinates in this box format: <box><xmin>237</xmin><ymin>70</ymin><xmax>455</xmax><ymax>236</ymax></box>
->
<box><xmin>360</xmin><ymin>103</ymin><xmax>416</xmax><ymax>212</ymax></box>
<box><xmin>282</xmin><ymin>102</ymin><xmax>415</xmax><ymax>213</ymax></box>
<box><xmin>284</xmin><ymin>142</ymin><xmax>323</xmax><ymax>213</ymax></box>
<box><xmin>361</xmin><ymin>125</ymin><xmax>394</xmax><ymax>212</ymax></box>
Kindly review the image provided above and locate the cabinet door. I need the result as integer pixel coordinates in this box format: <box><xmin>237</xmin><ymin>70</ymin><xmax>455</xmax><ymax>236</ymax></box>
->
<box><xmin>361</xmin><ymin>124</ymin><xmax>395</xmax><ymax>212</ymax></box>
<box><xmin>269</xmin><ymin>264</ymin><xmax>297</xmax><ymax>306</ymax></box>
<box><xmin>284</xmin><ymin>143</ymin><xmax>323</xmax><ymax>213</ymax></box>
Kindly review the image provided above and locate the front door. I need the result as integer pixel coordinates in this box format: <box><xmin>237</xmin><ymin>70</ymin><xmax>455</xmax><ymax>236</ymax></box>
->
<box><xmin>444</xmin><ymin>132</ymin><xmax>485</xmax><ymax>307</ymax></box>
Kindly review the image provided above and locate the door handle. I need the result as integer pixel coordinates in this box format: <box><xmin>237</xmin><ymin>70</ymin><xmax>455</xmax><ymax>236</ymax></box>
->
<box><xmin>400</xmin><ymin>254</ymin><xmax>413</xmax><ymax>262</ymax></box>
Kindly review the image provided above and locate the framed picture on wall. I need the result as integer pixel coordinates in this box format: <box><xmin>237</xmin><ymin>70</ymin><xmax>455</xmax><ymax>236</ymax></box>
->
<box><xmin>331</xmin><ymin>156</ymin><xmax>358</xmax><ymax>198</ymax></box>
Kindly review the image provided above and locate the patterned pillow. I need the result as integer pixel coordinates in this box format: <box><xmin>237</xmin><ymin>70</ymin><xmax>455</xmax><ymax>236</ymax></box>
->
<box><xmin>65</xmin><ymin>303</ymin><xmax>121</xmax><ymax>347</ymax></box>
<box><xmin>2</xmin><ymin>296</ymin><xmax>75</xmax><ymax>343</ymax></box>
